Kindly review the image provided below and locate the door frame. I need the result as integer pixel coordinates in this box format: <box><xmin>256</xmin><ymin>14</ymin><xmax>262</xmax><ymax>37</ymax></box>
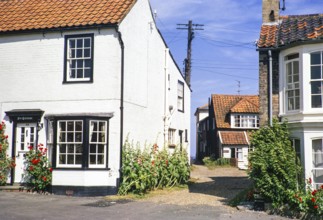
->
<box><xmin>5</xmin><ymin>109</ymin><xmax>44</xmax><ymax>184</ymax></box>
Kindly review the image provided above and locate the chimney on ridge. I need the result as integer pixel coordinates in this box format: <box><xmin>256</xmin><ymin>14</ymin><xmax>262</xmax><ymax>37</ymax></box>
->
<box><xmin>262</xmin><ymin>0</ymin><xmax>280</xmax><ymax>23</ymax></box>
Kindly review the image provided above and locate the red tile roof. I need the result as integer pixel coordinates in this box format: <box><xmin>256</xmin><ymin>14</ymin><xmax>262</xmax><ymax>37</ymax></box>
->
<box><xmin>212</xmin><ymin>94</ymin><xmax>259</xmax><ymax>129</ymax></box>
<box><xmin>219</xmin><ymin>131</ymin><xmax>249</xmax><ymax>145</ymax></box>
<box><xmin>258</xmin><ymin>14</ymin><xmax>323</xmax><ymax>48</ymax></box>
<box><xmin>0</xmin><ymin>0</ymin><xmax>136</xmax><ymax>33</ymax></box>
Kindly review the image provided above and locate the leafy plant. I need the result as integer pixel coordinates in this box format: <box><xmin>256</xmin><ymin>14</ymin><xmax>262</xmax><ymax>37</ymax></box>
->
<box><xmin>118</xmin><ymin>141</ymin><xmax>190</xmax><ymax>195</ymax></box>
<box><xmin>0</xmin><ymin>121</ymin><xmax>15</xmax><ymax>185</ymax></box>
<box><xmin>248</xmin><ymin>119</ymin><xmax>302</xmax><ymax>207</ymax></box>
<box><xmin>202</xmin><ymin>156</ymin><xmax>231</xmax><ymax>168</ymax></box>
<box><xmin>24</xmin><ymin>144</ymin><xmax>52</xmax><ymax>192</ymax></box>
<box><xmin>288</xmin><ymin>178</ymin><xmax>323</xmax><ymax>217</ymax></box>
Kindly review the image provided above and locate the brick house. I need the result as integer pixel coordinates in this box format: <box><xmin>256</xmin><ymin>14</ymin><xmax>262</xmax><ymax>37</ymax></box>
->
<box><xmin>258</xmin><ymin>0</ymin><xmax>323</xmax><ymax>187</ymax></box>
<box><xmin>196</xmin><ymin>94</ymin><xmax>259</xmax><ymax>169</ymax></box>
<box><xmin>0</xmin><ymin>0</ymin><xmax>191</xmax><ymax>196</ymax></box>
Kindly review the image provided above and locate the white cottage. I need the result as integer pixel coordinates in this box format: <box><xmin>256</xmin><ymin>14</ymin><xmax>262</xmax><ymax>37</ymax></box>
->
<box><xmin>0</xmin><ymin>0</ymin><xmax>190</xmax><ymax>196</ymax></box>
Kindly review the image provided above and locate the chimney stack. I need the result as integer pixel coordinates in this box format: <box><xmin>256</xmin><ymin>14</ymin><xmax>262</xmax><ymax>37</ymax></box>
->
<box><xmin>262</xmin><ymin>0</ymin><xmax>280</xmax><ymax>23</ymax></box>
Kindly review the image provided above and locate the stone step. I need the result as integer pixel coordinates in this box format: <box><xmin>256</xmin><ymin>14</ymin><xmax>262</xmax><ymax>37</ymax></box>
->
<box><xmin>0</xmin><ymin>184</ymin><xmax>26</xmax><ymax>192</ymax></box>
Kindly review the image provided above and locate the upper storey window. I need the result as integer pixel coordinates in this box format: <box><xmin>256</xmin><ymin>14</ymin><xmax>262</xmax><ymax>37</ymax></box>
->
<box><xmin>64</xmin><ymin>34</ymin><xmax>94</xmax><ymax>83</ymax></box>
<box><xmin>233</xmin><ymin>114</ymin><xmax>259</xmax><ymax>128</ymax></box>
<box><xmin>285</xmin><ymin>53</ymin><xmax>300</xmax><ymax>111</ymax></box>
<box><xmin>311</xmin><ymin>51</ymin><xmax>323</xmax><ymax>108</ymax></box>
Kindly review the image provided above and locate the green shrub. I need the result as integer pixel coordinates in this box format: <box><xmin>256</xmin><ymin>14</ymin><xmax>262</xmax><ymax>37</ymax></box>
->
<box><xmin>202</xmin><ymin>156</ymin><xmax>231</xmax><ymax>168</ymax></box>
<box><xmin>248</xmin><ymin>119</ymin><xmax>302</xmax><ymax>208</ymax></box>
<box><xmin>0</xmin><ymin>122</ymin><xmax>15</xmax><ymax>185</ymax></box>
<box><xmin>118</xmin><ymin>141</ymin><xmax>190</xmax><ymax>195</ymax></box>
<box><xmin>24</xmin><ymin>144</ymin><xmax>52</xmax><ymax>192</ymax></box>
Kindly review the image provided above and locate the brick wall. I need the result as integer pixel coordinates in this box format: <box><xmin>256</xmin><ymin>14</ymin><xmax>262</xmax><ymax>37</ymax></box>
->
<box><xmin>259</xmin><ymin>50</ymin><xmax>280</xmax><ymax>126</ymax></box>
<box><xmin>262</xmin><ymin>0</ymin><xmax>280</xmax><ymax>23</ymax></box>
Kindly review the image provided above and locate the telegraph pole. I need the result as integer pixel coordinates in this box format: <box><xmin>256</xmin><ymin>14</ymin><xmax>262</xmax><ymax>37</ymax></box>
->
<box><xmin>177</xmin><ymin>20</ymin><xmax>203</xmax><ymax>88</ymax></box>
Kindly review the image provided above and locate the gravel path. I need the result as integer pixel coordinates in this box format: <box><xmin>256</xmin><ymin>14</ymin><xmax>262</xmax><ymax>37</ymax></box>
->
<box><xmin>144</xmin><ymin>165</ymin><xmax>252</xmax><ymax>207</ymax></box>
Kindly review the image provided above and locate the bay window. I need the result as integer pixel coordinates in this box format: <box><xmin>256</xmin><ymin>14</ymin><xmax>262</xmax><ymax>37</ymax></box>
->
<box><xmin>49</xmin><ymin>116</ymin><xmax>110</xmax><ymax>169</ymax></box>
<box><xmin>312</xmin><ymin>139</ymin><xmax>323</xmax><ymax>188</ymax></box>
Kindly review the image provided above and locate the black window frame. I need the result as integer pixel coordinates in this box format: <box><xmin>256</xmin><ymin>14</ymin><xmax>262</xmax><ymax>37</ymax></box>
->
<box><xmin>51</xmin><ymin>116</ymin><xmax>110</xmax><ymax>170</ymax></box>
<box><xmin>63</xmin><ymin>33</ymin><xmax>94</xmax><ymax>84</ymax></box>
<box><xmin>177</xmin><ymin>80</ymin><xmax>184</xmax><ymax>112</ymax></box>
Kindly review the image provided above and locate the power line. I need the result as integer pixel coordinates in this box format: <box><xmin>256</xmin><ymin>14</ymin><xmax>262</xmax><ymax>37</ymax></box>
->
<box><xmin>177</xmin><ymin>20</ymin><xmax>204</xmax><ymax>87</ymax></box>
<box><xmin>194</xmin><ymin>68</ymin><xmax>258</xmax><ymax>81</ymax></box>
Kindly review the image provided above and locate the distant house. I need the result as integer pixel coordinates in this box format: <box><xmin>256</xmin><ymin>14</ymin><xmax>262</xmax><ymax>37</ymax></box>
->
<box><xmin>258</xmin><ymin>0</ymin><xmax>323</xmax><ymax>188</ymax></box>
<box><xmin>194</xmin><ymin>104</ymin><xmax>209</xmax><ymax>161</ymax></box>
<box><xmin>208</xmin><ymin>94</ymin><xmax>259</xmax><ymax>169</ymax></box>
<box><xmin>0</xmin><ymin>0</ymin><xmax>190</xmax><ymax>196</ymax></box>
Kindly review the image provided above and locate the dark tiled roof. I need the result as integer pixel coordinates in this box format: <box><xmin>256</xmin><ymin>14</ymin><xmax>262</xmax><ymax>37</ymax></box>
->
<box><xmin>212</xmin><ymin>94</ymin><xmax>259</xmax><ymax>129</ymax></box>
<box><xmin>258</xmin><ymin>14</ymin><xmax>323</xmax><ymax>48</ymax></box>
<box><xmin>0</xmin><ymin>0</ymin><xmax>136</xmax><ymax>33</ymax></box>
<box><xmin>219</xmin><ymin>131</ymin><xmax>249</xmax><ymax>145</ymax></box>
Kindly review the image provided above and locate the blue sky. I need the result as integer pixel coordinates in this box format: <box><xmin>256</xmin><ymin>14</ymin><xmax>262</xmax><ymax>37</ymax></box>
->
<box><xmin>149</xmin><ymin>0</ymin><xmax>323</xmax><ymax>158</ymax></box>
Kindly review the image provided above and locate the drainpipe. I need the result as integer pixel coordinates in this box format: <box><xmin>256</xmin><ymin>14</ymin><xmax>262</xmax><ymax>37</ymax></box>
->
<box><xmin>164</xmin><ymin>48</ymin><xmax>169</xmax><ymax>145</ymax></box>
<box><xmin>116</xmin><ymin>27</ymin><xmax>125</xmax><ymax>185</ymax></box>
<box><xmin>268</xmin><ymin>50</ymin><xmax>273</xmax><ymax>127</ymax></box>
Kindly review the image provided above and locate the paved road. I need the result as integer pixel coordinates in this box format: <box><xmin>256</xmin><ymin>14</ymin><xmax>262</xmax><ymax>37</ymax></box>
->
<box><xmin>0</xmin><ymin>191</ymin><xmax>290</xmax><ymax>220</ymax></box>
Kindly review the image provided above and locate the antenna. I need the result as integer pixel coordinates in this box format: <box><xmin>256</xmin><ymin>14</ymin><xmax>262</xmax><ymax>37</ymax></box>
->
<box><xmin>236</xmin><ymin>80</ymin><xmax>241</xmax><ymax>95</ymax></box>
<box><xmin>281</xmin><ymin>0</ymin><xmax>286</xmax><ymax>11</ymax></box>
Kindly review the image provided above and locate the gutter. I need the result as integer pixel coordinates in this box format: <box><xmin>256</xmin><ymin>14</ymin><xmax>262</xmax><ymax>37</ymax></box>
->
<box><xmin>268</xmin><ymin>50</ymin><xmax>273</xmax><ymax>127</ymax></box>
<box><xmin>116</xmin><ymin>26</ymin><xmax>125</xmax><ymax>185</ymax></box>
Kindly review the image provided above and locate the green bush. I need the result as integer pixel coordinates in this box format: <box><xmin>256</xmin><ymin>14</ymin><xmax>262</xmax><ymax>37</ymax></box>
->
<box><xmin>118</xmin><ymin>141</ymin><xmax>190</xmax><ymax>195</ymax></box>
<box><xmin>248</xmin><ymin>119</ymin><xmax>302</xmax><ymax>208</ymax></box>
<box><xmin>0</xmin><ymin>122</ymin><xmax>15</xmax><ymax>185</ymax></box>
<box><xmin>24</xmin><ymin>144</ymin><xmax>52</xmax><ymax>192</ymax></box>
<box><xmin>202</xmin><ymin>156</ymin><xmax>231</xmax><ymax>168</ymax></box>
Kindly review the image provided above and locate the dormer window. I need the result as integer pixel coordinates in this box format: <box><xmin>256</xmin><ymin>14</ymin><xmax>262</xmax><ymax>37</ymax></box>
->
<box><xmin>233</xmin><ymin>114</ymin><xmax>259</xmax><ymax>128</ymax></box>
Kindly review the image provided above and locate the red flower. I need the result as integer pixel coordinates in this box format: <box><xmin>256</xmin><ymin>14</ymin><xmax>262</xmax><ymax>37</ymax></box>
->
<box><xmin>28</xmin><ymin>146</ymin><xmax>33</xmax><ymax>150</ymax></box>
<box><xmin>314</xmin><ymin>205</ymin><xmax>319</xmax><ymax>209</ymax></box>
<box><xmin>312</xmin><ymin>190</ymin><xmax>317</xmax><ymax>196</ymax></box>
<box><xmin>42</xmin><ymin>176</ymin><xmax>47</xmax><ymax>181</ymax></box>
<box><xmin>29</xmin><ymin>166</ymin><xmax>34</xmax><ymax>171</ymax></box>
<box><xmin>39</xmin><ymin>147</ymin><xmax>43</xmax><ymax>152</ymax></box>
<box><xmin>49</xmin><ymin>168</ymin><xmax>53</xmax><ymax>172</ymax></box>
<box><xmin>309</xmin><ymin>178</ymin><xmax>312</xmax><ymax>184</ymax></box>
<box><xmin>165</xmin><ymin>160</ymin><xmax>169</xmax><ymax>166</ymax></box>
<box><xmin>0</xmin><ymin>124</ymin><xmax>2</xmax><ymax>130</ymax></box>
<box><xmin>299</xmin><ymin>197</ymin><xmax>303</xmax><ymax>203</ymax></box>
<box><xmin>312</xmin><ymin>197</ymin><xmax>316</xmax><ymax>203</ymax></box>
<box><xmin>5</xmin><ymin>135</ymin><xmax>8</xmax><ymax>139</ymax></box>
<box><xmin>321</xmin><ymin>185</ymin><xmax>323</xmax><ymax>189</ymax></box>
<box><xmin>31</xmin><ymin>158</ymin><xmax>40</xmax><ymax>165</ymax></box>
<box><xmin>151</xmin><ymin>160</ymin><xmax>155</xmax><ymax>166</ymax></box>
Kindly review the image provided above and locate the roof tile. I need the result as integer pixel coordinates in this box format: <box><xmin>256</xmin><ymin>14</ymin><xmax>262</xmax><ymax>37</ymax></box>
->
<box><xmin>0</xmin><ymin>0</ymin><xmax>136</xmax><ymax>33</ymax></box>
<box><xmin>258</xmin><ymin>14</ymin><xmax>323</xmax><ymax>48</ymax></box>
<box><xmin>219</xmin><ymin>131</ymin><xmax>249</xmax><ymax>145</ymax></box>
<box><xmin>212</xmin><ymin>94</ymin><xmax>259</xmax><ymax>129</ymax></box>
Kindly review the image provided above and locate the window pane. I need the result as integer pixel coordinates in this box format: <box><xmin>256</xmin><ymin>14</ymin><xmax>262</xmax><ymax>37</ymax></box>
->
<box><xmin>75</xmin><ymin>144</ymin><xmax>82</xmax><ymax>153</ymax></box>
<box><xmin>59</xmin><ymin>133</ymin><xmax>66</xmax><ymax>142</ymax></box>
<box><xmin>75</xmin><ymin>122</ymin><xmax>82</xmax><ymax>131</ymax></box>
<box><xmin>90</xmin><ymin>155</ymin><xmax>96</xmax><ymax>164</ymax></box>
<box><xmin>311</xmin><ymin>52</ymin><xmax>321</xmax><ymax>65</ymax></box>
<box><xmin>313</xmin><ymin>139</ymin><xmax>323</xmax><ymax>168</ymax></box>
<box><xmin>67</xmin><ymin>133</ymin><xmax>74</xmax><ymax>142</ymax></box>
<box><xmin>77</xmin><ymin>39</ymin><xmax>83</xmax><ymax>48</ymax></box>
<box><xmin>97</xmin><ymin>155</ymin><xmax>104</xmax><ymax>164</ymax></box>
<box><xmin>76</xmin><ymin>49</ymin><xmax>82</xmax><ymax>58</ymax></box>
<box><xmin>98</xmin><ymin>144</ymin><xmax>104</xmax><ymax>153</ymax></box>
<box><xmin>60</xmin><ymin>145</ymin><xmax>66</xmax><ymax>153</ymax></box>
<box><xmin>311</xmin><ymin>66</ymin><xmax>321</xmax><ymax>79</ymax></box>
<box><xmin>312</xmin><ymin>95</ymin><xmax>322</xmax><ymax>108</ymax></box>
<box><xmin>84</xmin><ymin>49</ymin><xmax>90</xmax><ymax>58</ymax></box>
<box><xmin>67</xmin><ymin>155</ymin><xmax>74</xmax><ymax>164</ymax></box>
<box><xmin>311</xmin><ymin>81</ymin><xmax>321</xmax><ymax>94</ymax></box>
<box><xmin>69</xmin><ymin>39</ymin><xmax>75</xmax><ymax>49</ymax></box>
<box><xmin>293</xmin><ymin>61</ymin><xmax>299</xmax><ymax>75</ymax></box>
<box><xmin>84</xmin><ymin>38</ymin><xmax>90</xmax><ymax>47</ymax></box>
<box><xmin>67</xmin><ymin>121</ymin><xmax>74</xmax><ymax>130</ymax></box>
<box><xmin>286</xmin><ymin>62</ymin><xmax>291</xmax><ymax>77</ymax></box>
<box><xmin>67</xmin><ymin>145</ymin><xmax>74</xmax><ymax>153</ymax></box>
<box><xmin>75</xmin><ymin>132</ymin><xmax>82</xmax><ymax>142</ymax></box>
<box><xmin>59</xmin><ymin>155</ymin><xmax>66</xmax><ymax>164</ymax></box>
<box><xmin>99</xmin><ymin>133</ymin><xmax>105</xmax><ymax>142</ymax></box>
<box><xmin>90</xmin><ymin>144</ymin><xmax>96</xmax><ymax>153</ymax></box>
<box><xmin>75</xmin><ymin>155</ymin><xmax>82</xmax><ymax>165</ymax></box>
<box><xmin>77</xmin><ymin>69</ymin><xmax>83</xmax><ymax>78</ymax></box>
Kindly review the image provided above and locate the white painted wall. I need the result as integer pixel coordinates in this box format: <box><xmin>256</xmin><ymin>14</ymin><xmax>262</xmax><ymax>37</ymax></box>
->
<box><xmin>0</xmin><ymin>0</ymin><xmax>190</xmax><ymax>188</ymax></box>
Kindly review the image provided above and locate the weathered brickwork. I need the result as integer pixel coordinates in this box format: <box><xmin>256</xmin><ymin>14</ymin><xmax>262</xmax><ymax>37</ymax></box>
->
<box><xmin>262</xmin><ymin>0</ymin><xmax>279</xmax><ymax>23</ymax></box>
<box><xmin>259</xmin><ymin>50</ymin><xmax>279</xmax><ymax>126</ymax></box>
